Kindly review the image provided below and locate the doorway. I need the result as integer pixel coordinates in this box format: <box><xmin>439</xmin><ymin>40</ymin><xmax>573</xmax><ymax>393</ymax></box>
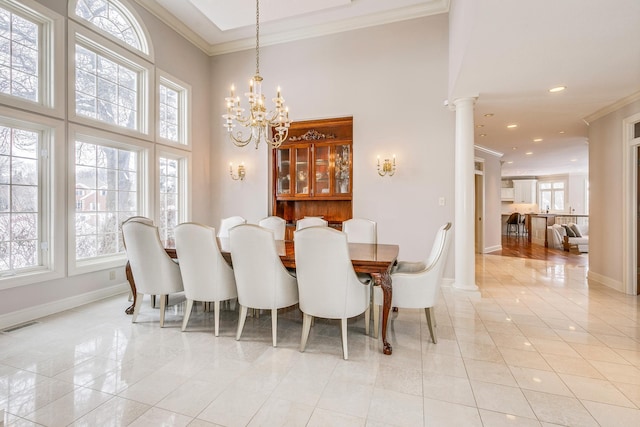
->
<box><xmin>623</xmin><ymin>113</ymin><xmax>640</xmax><ymax>295</ymax></box>
<box><xmin>475</xmin><ymin>170</ymin><xmax>484</xmax><ymax>254</ymax></box>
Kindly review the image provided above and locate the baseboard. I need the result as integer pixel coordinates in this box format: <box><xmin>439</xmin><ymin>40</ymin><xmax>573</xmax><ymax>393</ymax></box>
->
<box><xmin>483</xmin><ymin>245</ymin><xmax>502</xmax><ymax>253</ymax></box>
<box><xmin>441</xmin><ymin>278</ymin><xmax>454</xmax><ymax>288</ymax></box>
<box><xmin>0</xmin><ymin>282</ymin><xmax>129</xmax><ymax>331</ymax></box>
<box><xmin>587</xmin><ymin>271</ymin><xmax>624</xmax><ymax>293</ymax></box>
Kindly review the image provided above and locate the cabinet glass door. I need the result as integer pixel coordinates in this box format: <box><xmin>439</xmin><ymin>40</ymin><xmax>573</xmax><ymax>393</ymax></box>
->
<box><xmin>295</xmin><ymin>147</ymin><xmax>310</xmax><ymax>195</ymax></box>
<box><xmin>314</xmin><ymin>145</ymin><xmax>330</xmax><ymax>196</ymax></box>
<box><xmin>334</xmin><ymin>144</ymin><xmax>351</xmax><ymax>194</ymax></box>
<box><xmin>276</xmin><ymin>148</ymin><xmax>291</xmax><ymax>196</ymax></box>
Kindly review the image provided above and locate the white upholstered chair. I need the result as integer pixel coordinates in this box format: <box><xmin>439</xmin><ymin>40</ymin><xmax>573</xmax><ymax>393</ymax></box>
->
<box><xmin>122</xmin><ymin>220</ymin><xmax>184</xmax><ymax>327</ymax></box>
<box><xmin>295</xmin><ymin>217</ymin><xmax>328</xmax><ymax>230</ymax></box>
<box><xmin>229</xmin><ymin>224</ymin><xmax>298</xmax><ymax>346</ymax></box>
<box><xmin>373</xmin><ymin>222</ymin><xmax>452</xmax><ymax>342</ymax></box>
<box><xmin>342</xmin><ymin>218</ymin><xmax>377</xmax><ymax>244</ymax></box>
<box><xmin>258</xmin><ymin>215</ymin><xmax>286</xmax><ymax>240</ymax></box>
<box><xmin>174</xmin><ymin>222</ymin><xmax>238</xmax><ymax>336</ymax></box>
<box><xmin>294</xmin><ymin>227</ymin><xmax>371</xmax><ymax>359</ymax></box>
<box><xmin>122</xmin><ymin>216</ymin><xmax>154</xmax><ymax>302</ymax></box>
<box><xmin>217</xmin><ymin>216</ymin><xmax>247</xmax><ymax>238</ymax></box>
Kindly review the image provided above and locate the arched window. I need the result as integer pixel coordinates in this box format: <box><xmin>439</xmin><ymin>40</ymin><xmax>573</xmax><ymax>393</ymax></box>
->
<box><xmin>71</xmin><ymin>0</ymin><xmax>150</xmax><ymax>56</ymax></box>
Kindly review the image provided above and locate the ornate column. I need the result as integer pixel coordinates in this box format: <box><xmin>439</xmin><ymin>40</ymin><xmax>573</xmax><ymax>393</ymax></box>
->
<box><xmin>453</xmin><ymin>97</ymin><xmax>479</xmax><ymax>292</ymax></box>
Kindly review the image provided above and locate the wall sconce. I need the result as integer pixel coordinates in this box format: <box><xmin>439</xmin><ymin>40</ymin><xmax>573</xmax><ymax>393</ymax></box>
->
<box><xmin>377</xmin><ymin>155</ymin><xmax>396</xmax><ymax>177</ymax></box>
<box><xmin>229</xmin><ymin>162</ymin><xmax>246</xmax><ymax>180</ymax></box>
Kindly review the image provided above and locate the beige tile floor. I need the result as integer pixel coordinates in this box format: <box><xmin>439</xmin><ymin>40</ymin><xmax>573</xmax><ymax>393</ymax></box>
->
<box><xmin>0</xmin><ymin>253</ymin><xmax>639</xmax><ymax>426</ymax></box>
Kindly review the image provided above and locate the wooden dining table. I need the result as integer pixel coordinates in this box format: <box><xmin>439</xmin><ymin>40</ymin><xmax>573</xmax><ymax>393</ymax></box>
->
<box><xmin>124</xmin><ymin>239</ymin><xmax>400</xmax><ymax>355</ymax></box>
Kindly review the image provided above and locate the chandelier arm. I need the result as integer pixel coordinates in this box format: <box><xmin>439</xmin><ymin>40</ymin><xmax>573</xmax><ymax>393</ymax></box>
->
<box><xmin>229</xmin><ymin>130</ymin><xmax>254</xmax><ymax>147</ymax></box>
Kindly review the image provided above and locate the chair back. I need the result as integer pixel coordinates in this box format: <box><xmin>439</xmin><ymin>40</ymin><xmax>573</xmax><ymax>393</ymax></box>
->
<box><xmin>258</xmin><ymin>216</ymin><xmax>286</xmax><ymax>240</ymax></box>
<box><xmin>506</xmin><ymin>212</ymin><xmax>519</xmax><ymax>225</ymax></box>
<box><xmin>123</xmin><ymin>216</ymin><xmax>154</xmax><ymax>226</ymax></box>
<box><xmin>122</xmin><ymin>221</ymin><xmax>183</xmax><ymax>295</ymax></box>
<box><xmin>174</xmin><ymin>222</ymin><xmax>237</xmax><ymax>302</ymax></box>
<box><xmin>342</xmin><ymin>218</ymin><xmax>377</xmax><ymax>244</ymax></box>
<box><xmin>294</xmin><ymin>227</ymin><xmax>369</xmax><ymax>319</ymax></box>
<box><xmin>296</xmin><ymin>217</ymin><xmax>328</xmax><ymax>230</ymax></box>
<box><xmin>217</xmin><ymin>216</ymin><xmax>247</xmax><ymax>238</ymax></box>
<box><xmin>230</xmin><ymin>224</ymin><xmax>297</xmax><ymax>309</ymax></box>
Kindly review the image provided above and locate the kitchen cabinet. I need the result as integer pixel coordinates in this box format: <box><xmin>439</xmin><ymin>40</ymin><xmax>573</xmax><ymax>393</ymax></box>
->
<box><xmin>513</xmin><ymin>179</ymin><xmax>537</xmax><ymax>204</ymax></box>
<box><xmin>501</xmin><ymin>187</ymin><xmax>514</xmax><ymax>201</ymax></box>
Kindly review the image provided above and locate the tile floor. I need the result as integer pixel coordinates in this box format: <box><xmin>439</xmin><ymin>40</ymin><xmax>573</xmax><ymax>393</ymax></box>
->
<box><xmin>0</xmin><ymin>254</ymin><xmax>639</xmax><ymax>426</ymax></box>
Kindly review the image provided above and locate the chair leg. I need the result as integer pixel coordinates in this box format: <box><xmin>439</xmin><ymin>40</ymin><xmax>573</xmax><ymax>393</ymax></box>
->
<box><xmin>151</xmin><ymin>294</ymin><xmax>156</xmax><ymax>308</ymax></box>
<box><xmin>182</xmin><ymin>299</ymin><xmax>194</xmax><ymax>331</ymax></box>
<box><xmin>372</xmin><ymin>303</ymin><xmax>380</xmax><ymax>339</ymax></box>
<box><xmin>236</xmin><ymin>305</ymin><xmax>248</xmax><ymax>341</ymax></box>
<box><xmin>159</xmin><ymin>294</ymin><xmax>167</xmax><ymax>327</ymax></box>
<box><xmin>271</xmin><ymin>309</ymin><xmax>278</xmax><ymax>347</ymax></box>
<box><xmin>132</xmin><ymin>293</ymin><xmax>143</xmax><ymax>323</ymax></box>
<box><xmin>425</xmin><ymin>307</ymin><xmax>437</xmax><ymax>343</ymax></box>
<box><xmin>364</xmin><ymin>305</ymin><xmax>370</xmax><ymax>336</ymax></box>
<box><xmin>214</xmin><ymin>301</ymin><xmax>221</xmax><ymax>337</ymax></box>
<box><xmin>300</xmin><ymin>313</ymin><xmax>312</xmax><ymax>352</ymax></box>
<box><xmin>340</xmin><ymin>318</ymin><xmax>349</xmax><ymax>360</ymax></box>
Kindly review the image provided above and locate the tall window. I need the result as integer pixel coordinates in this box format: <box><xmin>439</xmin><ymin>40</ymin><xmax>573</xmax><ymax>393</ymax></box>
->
<box><xmin>158</xmin><ymin>156</ymin><xmax>178</xmax><ymax>243</ymax></box>
<box><xmin>539</xmin><ymin>181</ymin><xmax>565</xmax><ymax>212</ymax></box>
<box><xmin>0</xmin><ymin>6</ymin><xmax>38</xmax><ymax>101</ymax></box>
<box><xmin>0</xmin><ymin>124</ymin><xmax>39</xmax><ymax>273</ymax></box>
<box><xmin>74</xmin><ymin>140</ymin><xmax>137</xmax><ymax>260</ymax></box>
<box><xmin>157</xmin><ymin>72</ymin><xmax>190</xmax><ymax>146</ymax></box>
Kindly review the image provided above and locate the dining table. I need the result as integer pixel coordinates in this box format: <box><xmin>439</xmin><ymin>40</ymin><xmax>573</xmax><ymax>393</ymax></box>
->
<box><xmin>124</xmin><ymin>238</ymin><xmax>400</xmax><ymax>355</ymax></box>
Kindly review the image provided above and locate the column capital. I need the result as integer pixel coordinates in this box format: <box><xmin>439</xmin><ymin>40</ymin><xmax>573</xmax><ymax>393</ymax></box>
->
<box><xmin>451</xmin><ymin>96</ymin><xmax>478</xmax><ymax>110</ymax></box>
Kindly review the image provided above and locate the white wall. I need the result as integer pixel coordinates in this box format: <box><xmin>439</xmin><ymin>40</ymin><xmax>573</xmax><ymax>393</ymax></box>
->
<box><xmin>475</xmin><ymin>148</ymin><xmax>502</xmax><ymax>252</ymax></box>
<box><xmin>588</xmin><ymin>98</ymin><xmax>640</xmax><ymax>292</ymax></box>
<box><xmin>210</xmin><ymin>15</ymin><xmax>456</xmax><ymax>271</ymax></box>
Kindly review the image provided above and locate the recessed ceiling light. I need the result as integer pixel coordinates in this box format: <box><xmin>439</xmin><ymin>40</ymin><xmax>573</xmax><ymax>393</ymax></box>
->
<box><xmin>484</xmin><ymin>113</ymin><xmax>494</xmax><ymax>117</ymax></box>
<box><xmin>507</xmin><ymin>161</ymin><xmax>513</xmax><ymax>164</ymax></box>
<box><xmin>476</xmin><ymin>124</ymin><xmax>484</xmax><ymax>128</ymax></box>
<box><xmin>533</xmin><ymin>138</ymin><xmax>543</xmax><ymax>142</ymax></box>
<box><xmin>507</xmin><ymin>124</ymin><xmax>518</xmax><ymax>129</ymax></box>
<box><xmin>559</xmin><ymin>130</ymin><xmax>565</xmax><ymax>134</ymax></box>
<box><xmin>570</xmin><ymin>159</ymin><xmax>577</xmax><ymax>162</ymax></box>
<box><xmin>525</xmin><ymin>151</ymin><xmax>533</xmax><ymax>155</ymax></box>
<box><xmin>549</xmin><ymin>86</ymin><xmax>566</xmax><ymax>93</ymax></box>
<box><xmin>479</xmin><ymin>134</ymin><xmax>487</xmax><ymax>137</ymax></box>
<box><xmin>512</xmin><ymin>147</ymin><xmax>517</xmax><ymax>150</ymax></box>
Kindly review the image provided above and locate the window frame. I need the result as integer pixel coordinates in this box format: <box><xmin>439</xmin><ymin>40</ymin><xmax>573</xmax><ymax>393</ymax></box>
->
<box><xmin>155</xmin><ymin>145</ymin><xmax>191</xmax><ymax>244</ymax></box>
<box><xmin>0</xmin><ymin>0</ymin><xmax>65</xmax><ymax>118</ymax></box>
<box><xmin>156</xmin><ymin>69</ymin><xmax>191</xmax><ymax>149</ymax></box>
<box><xmin>68</xmin><ymin>0</ymin><xmax>153</xmax><ymax>61</ymax></box>
<box><xmin>0</xmin><ymin>105</ymin><xmax>64</xmax><ymax>290</ymax></box>
<box><xmin>67</xmin><ymin>123</ymin><xmax>152</xmax><ymax>276</ymax></box>
<box><xmin>67</xmin><ymin>21</ymin><xmax>154</xmax><ymax>141</ymax></box>
<box><xmin>538</xmin><ymin>178</ymin><xmax>567</xmax><ymax>213</ymax></box>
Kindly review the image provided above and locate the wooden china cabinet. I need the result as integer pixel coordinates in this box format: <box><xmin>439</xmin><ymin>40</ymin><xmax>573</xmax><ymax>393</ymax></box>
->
<box><xmin>272</xmin><ymin>116</ymin><xmax>353</xmax><ymax>240</ymax></box>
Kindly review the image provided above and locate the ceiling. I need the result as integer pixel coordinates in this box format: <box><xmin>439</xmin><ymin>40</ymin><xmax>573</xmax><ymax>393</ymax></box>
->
<box><xmin>134</xmin><ymin>0</ymin><xmax>640</xmax><ymax>177</ymax></box>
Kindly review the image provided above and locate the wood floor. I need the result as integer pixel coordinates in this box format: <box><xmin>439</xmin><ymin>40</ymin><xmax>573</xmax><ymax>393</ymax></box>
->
<box><xmin>489</xmin><ymin>233</ymin><xmax>588</xmax><ymax>266</ymax></box>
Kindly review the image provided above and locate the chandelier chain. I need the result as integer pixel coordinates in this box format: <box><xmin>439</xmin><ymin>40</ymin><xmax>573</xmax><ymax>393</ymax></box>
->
<box><xmin>255</xmin><ymin>0</ymin><xmax>260</xmax><ymax>75</ymax></box>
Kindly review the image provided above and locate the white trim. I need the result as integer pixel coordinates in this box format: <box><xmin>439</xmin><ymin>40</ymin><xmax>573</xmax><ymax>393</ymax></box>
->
<box><xmin>587</xmin><ymin>271</ymin><xmax>624</xmax><ymax>293</ymax></box>
<box><xmin>622</xmin><ymin>112</ymin><xmax>640</xmax><ymax>295</ymax></box>
<box><xmin>67</xmin><ymin>123</ymin><xmax>154</xmax><ymax>276</ymax></box>
<box><xmin>134</xmin><ymin>0</ymin><xmax>450</xmax><ymax>56</ymax></box>
<box><xmin>0</xmin><ymin>0</ymin><xmax>65</xmax><ymax>118</ymax></box>
<box><xmin>474</xmin><ymin>144</ymin><xmax>503</xmax><ymax>158</ymax></box>
<box><xmin>483</xmin><ymin>245</ymin><xmax>502</xmax><ymax>253</ymax></box>
<box><xmin>584</xmin><ymin>91</ymin><xmax>640</xmax><ymax>124</ymax></box>
<box><xmin>0</xmin><ymin>283</ymin><xmax>129</xmax><ymax>330</ymax></box>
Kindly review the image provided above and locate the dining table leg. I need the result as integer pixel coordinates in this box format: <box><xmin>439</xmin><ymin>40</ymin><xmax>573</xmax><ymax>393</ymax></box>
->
<box><xmin>125</xmin><ymin>261</ymin><xmax>136</xmax><ymax>315</ymax></box>
<box><xmin>373</xmin><ymin>271</ymin><xmax>393</xmax><ymax>355</ymax></box>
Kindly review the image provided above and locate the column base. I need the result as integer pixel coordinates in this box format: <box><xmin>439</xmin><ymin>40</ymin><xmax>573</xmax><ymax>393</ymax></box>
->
<box><xmin>451</xmin><ymin>283</ymin><xmax>481</xmax><ymax>297</ymax></box>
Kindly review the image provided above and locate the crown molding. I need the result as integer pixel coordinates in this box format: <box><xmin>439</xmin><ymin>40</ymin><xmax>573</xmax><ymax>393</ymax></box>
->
<box><xmin>474</xmin><ymin>144</ymin><xmax>503</xmax><ymax>158</ymax></box>
<box><xmin>134</xmin><ymin>0</ymin><xmax>450</xmax><ymax>56</ymax></box>
<box><xmin>583</xmin><ymin>90</ymin><xmax>640</xmax><ymax>124</ymax></box>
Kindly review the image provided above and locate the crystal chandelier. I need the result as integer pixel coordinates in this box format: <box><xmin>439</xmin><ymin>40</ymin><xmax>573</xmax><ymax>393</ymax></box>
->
<box><xmin>222</xmin><ymin>0</ymin><xmax>291</xmax><ymax>149</ymax></box>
